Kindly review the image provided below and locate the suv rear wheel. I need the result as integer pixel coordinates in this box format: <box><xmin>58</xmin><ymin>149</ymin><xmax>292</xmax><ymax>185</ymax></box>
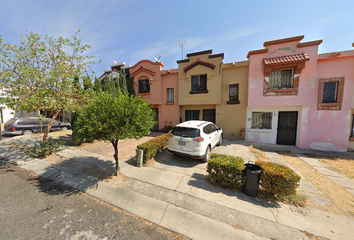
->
<box><xmin>22</xmin><ymin>130</ymin><xmax>32</xmax><ymax>135</ymax></box>
<box><xmin>203</xmin><ymin>146</ymin><xmax>211</xmax><ymax>162</ymax></box>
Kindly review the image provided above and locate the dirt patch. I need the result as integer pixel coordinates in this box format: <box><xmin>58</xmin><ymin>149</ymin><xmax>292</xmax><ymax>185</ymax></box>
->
<box><xmin>278</xmin><ymin>151</ymin><xmax>354</xmax><ymax>217</ymax></box>
<box><xmin>304</xmin><ymin>154</ymin><xmax>354</xmax><ymax>180</ymax></box>
<box><xmin>249</xmin><ymin>145</ymin><xmax>270</xmax><ymax>162</ymax></box>
<box><xmin>31</xmin><ymin>130</ymin><xmax>74</xmax><ymax>145</ymax></box>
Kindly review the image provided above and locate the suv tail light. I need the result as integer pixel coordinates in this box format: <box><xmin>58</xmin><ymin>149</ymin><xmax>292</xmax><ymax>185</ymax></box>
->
<box><xmin>11</xmin><ymin>127</ymin><xmax>16</xmax><ymax>131</ymax></box>
<box><xmin>192</xmin><ymin>136</ymin><xmax>204</xmax><ymax>142</ymax></box>
<box><xmin>169</xmin><ymin>133</ymin><xmax>173</xmax><ymax>138</ymax></box>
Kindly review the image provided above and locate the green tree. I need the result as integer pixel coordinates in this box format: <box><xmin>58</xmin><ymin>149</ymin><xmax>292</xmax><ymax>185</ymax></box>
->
<box><xmin>93</xmin><ymin>77</ymin><xmax>102</xmax><ymax>92</ymax></box>
<box><xmin>74</xmin><ymin>91</ymin><xmax>156</xmax><ymax>175</ymax></box>
<box><xmin>0</xmin><ymin>30</ymin><xmax>97</xmax><ymax>143</ymax></box>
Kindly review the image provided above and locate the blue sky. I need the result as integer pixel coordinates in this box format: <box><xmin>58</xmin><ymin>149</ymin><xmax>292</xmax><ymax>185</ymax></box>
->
<box><xmin>1</xmin><ymin>0</ymin><xmax>353</xmax><ymax>77</ymax></box>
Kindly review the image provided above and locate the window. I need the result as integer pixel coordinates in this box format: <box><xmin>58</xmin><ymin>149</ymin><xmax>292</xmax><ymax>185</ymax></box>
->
<box><xmin>185</xmin><ymin>110</ymin><xmax>200</xmax><ymax>121</ymax></box>
<box><xmin>268</xmin><ymin>68</ymin><xmax>293</xmax><ymax>89</ymax></box>
<box><xmin>322</xmin><ymin>82</ymin><xmax>338</xmax><ymax>103</ymax></box>
<box><xmin>167</xmin><ymin>88</ymin><xmax>174</xmax><ymax>103</ymax></box>
<box><xmin>317</xmin><ymin>77</ymin><xmax>344</xmax><ymax>110</ymax></box>
<box><xmin>227</xmin><ymin>84</ymin><xmax>239</xmax><ymax>104</ymax></box>
<box><xmin>251</xmin><ymin>112</ymin><xmax>272</xmax><ymax>129</ymax></box>
<box><xmin>191</xmin><ymin>74</ymin><xmax>207</xmax><ymax>93</ymax></box>
<box><xmin>138</xmin><ymin>79</ymin><xmax>150</xmax><ymax>93</ymax></box>
<box><xmin>351</xmin><ymin>114</ymin><xmax>354</xmax><ymax>138</ymax></box>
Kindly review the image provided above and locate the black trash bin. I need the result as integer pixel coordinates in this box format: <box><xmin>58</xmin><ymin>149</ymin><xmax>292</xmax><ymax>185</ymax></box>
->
<box><xmin>242</xmin><ymin>163</ymin><xmax>262</xmax><ymax>197</ymax></box>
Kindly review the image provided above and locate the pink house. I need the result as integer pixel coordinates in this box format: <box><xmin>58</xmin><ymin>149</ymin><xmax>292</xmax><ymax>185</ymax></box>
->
<box><xmin>130</xmin><ymin>60</ymin><xmax>179</xmax><ymax>131</ymax></box>
<box><xmin>246</xmin><ymin>35</ymin><xmax>354</xmax><ymax>152</ymax></box>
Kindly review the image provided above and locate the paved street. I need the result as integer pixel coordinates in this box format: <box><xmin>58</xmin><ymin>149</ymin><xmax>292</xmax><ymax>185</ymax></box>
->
<box><xmin>0</xmin><ymin>158</ymin><xmax>187</xmax><ymax>240</ymax></box>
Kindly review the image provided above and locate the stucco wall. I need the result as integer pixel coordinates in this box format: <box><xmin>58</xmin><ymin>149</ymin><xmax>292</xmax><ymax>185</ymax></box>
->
<box><xmin>248</xmin><ymin>41</ymin><xmax>319</xmax><ymax>107</ymax></box>
<box><xmin>159</xmin><ymin>71</ymin><xmax>179</xmax><ymax>128</ymax></box>
<box><xmin>299</xmin><ymin>56</ymin><xmax>354</xmax><ymax>152</ymax></box>
<box><xmin>178</xmin><ymin>53</ymin><xmax>223</xmax><ymax>106</ymax></box>
<box><xmin>218</xmin><ymin>61</ymin><xmax>248</xmax><ymax>138</ymax></box>
<box><xmin>246</xmin><ymin>106</ymin><xmax>303</xmax><ymax>146</ymax></box>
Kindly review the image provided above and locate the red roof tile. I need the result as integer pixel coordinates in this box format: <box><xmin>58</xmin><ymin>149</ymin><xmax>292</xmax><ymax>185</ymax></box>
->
<box><xmin>263</xmin><ymin>53</ymin><xmax>310</xmax><ymax>65</ymax></box>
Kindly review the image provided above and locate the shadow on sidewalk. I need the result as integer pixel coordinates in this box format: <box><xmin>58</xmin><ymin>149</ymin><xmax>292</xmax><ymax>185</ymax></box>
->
<box><xmin>186</xmin><ymin>173</ymin><xmax>281</xmax><ymax>209</ymax></box>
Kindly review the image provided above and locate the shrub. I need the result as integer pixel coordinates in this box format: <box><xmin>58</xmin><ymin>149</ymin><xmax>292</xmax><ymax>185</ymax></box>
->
<box><xmin>137</xmin><ymin>132</ymin><xmax>171</xmax><ymax>164</ymax></box>
<box><xmin>256</xmin><ymin>161</ymin><xmax>301</xmax><ymax>196</ymax></box>
<box><xmin>207</xmin><ymin>153</ymin><xmax>246</xmax><ymax>189</ymax></box>
<box><xmin>31</xmin><ymin>137</ymin><xmax>65</xmax><ymax>158</ymax></box>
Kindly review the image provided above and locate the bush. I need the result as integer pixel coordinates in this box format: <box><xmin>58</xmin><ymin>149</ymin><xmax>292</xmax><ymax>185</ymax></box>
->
<box><xmin>207</xmin><ymin>153</ymin><xmax>246</xmax><ymax>189</ymax></box>
<box><xmin>256</xmin><ymin>161</ymin><xmax>301</xmax><ymax>196</ymax></box>
<box><xmin>137</xmin><ymin>132</ymin><xmax>171</xmax><ymax>164</ymax></box>
<box><xmin>31</xmin><ymin>137</ymin><xmax>65</xmax><ymax>158</ymax></box>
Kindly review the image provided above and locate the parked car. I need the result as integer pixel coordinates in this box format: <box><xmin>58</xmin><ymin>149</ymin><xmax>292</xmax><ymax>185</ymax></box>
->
<box><xmin>3</xmin><ymin>117</ymin><xmax>71</xmax><ymax>136</ymax></box>
<box><xmin>168</xmin><ymin>120</ymin><xmax>223</xmax><ymax>162</ymax></box>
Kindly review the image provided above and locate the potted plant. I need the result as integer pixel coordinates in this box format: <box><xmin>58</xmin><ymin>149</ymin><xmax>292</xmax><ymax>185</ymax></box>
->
<box><xmin>240</xmin><ymin>128</ymin><xmax>245</xmax><ymax>138</ymax></box>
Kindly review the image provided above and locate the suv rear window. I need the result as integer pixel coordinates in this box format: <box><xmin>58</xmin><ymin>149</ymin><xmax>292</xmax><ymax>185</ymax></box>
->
<box><xmin>172</xmin><ymin>127</ymin><xmax>200</xmax><ymax>138</ymax></box>
<box><xmin>5</xmin><ymin>119</ymin><xmax>16</xmax><ymax>127</ymax></box>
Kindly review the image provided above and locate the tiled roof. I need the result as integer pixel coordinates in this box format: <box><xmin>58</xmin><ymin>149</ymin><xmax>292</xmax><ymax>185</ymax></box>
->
<box><xmin>263</xmin><ymin>53</ymin><xmax>310</xmax><ymax>65</ymax></box>
<box><xmin>183</xmin><ymin>58</ymin><xmax>216</xmax><ymax>72</ymax></box>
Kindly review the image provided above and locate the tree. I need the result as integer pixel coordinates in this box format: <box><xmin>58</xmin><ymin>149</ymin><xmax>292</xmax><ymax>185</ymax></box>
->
<box><xmin>0</xmin><ymin>30</ymin><xmax>97</xmax><ymax>143</ymax></box>
<box><xmin>74</xmin><ymin>91</ymin><xmax>156</xmax><ymax>175</ymax></box>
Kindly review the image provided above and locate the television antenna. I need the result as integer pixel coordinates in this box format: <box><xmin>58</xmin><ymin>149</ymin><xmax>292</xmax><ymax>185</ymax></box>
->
<box><xmin>179</xmin><ymin>41</ymin><xmax>186</xmax><ymax>59</ymax></box>
<box><xmin>154</xmin><ymin>55</ymin><xmax>161</xmax><ymax>62</ymax></box>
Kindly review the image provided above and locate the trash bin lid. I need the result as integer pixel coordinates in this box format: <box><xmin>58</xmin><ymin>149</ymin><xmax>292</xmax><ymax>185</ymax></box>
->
<box><xmin>244</xmin><ymin>163</ymin><xmax>262</xmax><ymax>171</ymax></box>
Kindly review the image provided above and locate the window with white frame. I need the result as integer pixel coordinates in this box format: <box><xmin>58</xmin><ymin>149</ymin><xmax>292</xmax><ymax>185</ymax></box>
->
<box><xmin>167</xmin><ymin>88</ymin><xmax>174</xmax><ymax>103</ymax></box>
<box><xmin>251</xmin><ymin>112</ymin><xmax>272</xmax><ymax>129</ymax></box>
<box><xmin>268</xmin><ymin>68</ymin><xmax>294</xmax><ymax>89</ymax></box>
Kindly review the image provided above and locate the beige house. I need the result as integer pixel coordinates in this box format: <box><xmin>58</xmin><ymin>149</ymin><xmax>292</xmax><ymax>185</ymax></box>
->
<box><xmin>177</xmin><ymin>50</ymin><xmax>248</xmax><ymax>138</ymax></box>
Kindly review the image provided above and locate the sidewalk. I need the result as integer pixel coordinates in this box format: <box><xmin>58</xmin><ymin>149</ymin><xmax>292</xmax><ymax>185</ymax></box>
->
<box><xmin>1</xmin><ymin>135</ymin><xmax>354</xmax><ymax>239</ymax></box>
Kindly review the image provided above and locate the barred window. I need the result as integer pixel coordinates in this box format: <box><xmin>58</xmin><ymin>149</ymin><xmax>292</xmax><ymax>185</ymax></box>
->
<box><xmin>167</xmin><ymin>88</ymin><xmax>174</xmax><ymax>103</ymax></box>
<box><xmin>251</xmin><ymin>112</ymin><xmax>272</xmax><ymax>129</ymax></box>
<box><xmin>322</xmin><ymin>81</ymin><xmax>338</xmax><ymax>103</ymax></box>
<box><xmin>229</xmin><ymin>84</ymin><xmax>239</xmax><ymax>102</ymax></box>
<box><xmin>268</xmin><ymin>68</ymin><xmax>294</xmax><ymax>89</ymax></box>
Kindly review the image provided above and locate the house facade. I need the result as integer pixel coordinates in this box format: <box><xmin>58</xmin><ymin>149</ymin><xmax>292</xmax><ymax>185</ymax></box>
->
<box><xmin>246</xmin><ymin>35</ymin><xmax>354</xmax><ymax>152</ymax></box>
<box><xmin>177</xmin><ymin>50</ymin><xmax>248</xmax><ymax>138</ymax></box>
<box><xmin>130</xmin><ymin>60</ymin><xmax>179</xmax><ymax>131</ymax></box>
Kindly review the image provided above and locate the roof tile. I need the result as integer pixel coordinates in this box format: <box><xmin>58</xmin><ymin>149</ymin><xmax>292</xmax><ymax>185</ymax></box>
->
<box><xmin>263</xmin><ymin>53</ymin><xmax>310</xmax><ymax>65</ymax></box>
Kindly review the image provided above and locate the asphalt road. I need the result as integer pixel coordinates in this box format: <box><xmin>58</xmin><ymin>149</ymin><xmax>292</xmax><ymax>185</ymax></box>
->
<box><xmin>0</xmin><ymin>158</ymin><xmax>188</xmax><ymax>240</ymax></box>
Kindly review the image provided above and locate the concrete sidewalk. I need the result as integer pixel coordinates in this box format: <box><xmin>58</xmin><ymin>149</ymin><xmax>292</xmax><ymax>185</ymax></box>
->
<box><xmin>1</xmin><ymin>136</ymin><xmax>354</xmax><ymax>239</ymax></box>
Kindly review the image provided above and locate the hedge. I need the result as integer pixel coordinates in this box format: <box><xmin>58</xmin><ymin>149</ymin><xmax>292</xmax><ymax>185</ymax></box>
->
<box><xmin>137</xmin><ymin>132</ymin><xmax>171</xmax><ymax>164</ymax></box>
<box><xmin>256</xmin><ymin>161</ymin><xmax>301</xmax><ymax>196</ymax></box>
<box><xmin>207</xmin><ymin>153</ymin><xmax>246</xmax><ymax>189</ymax></box>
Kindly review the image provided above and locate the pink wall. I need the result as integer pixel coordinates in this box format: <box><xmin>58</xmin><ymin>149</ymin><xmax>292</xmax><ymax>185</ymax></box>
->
<box><xmin>299</xmin><ymin>56</ymin><xmax>354</xmax><ymax>151</ymax></box>
<box><xmin>248</xmin><ymin>41</ymin><xmax>320</xmax><ymax>107</ymax></box>
<box><xmin>130</xmin><ymin>60</ymin><xmax>179</xmax><ymax>130</ymax></box>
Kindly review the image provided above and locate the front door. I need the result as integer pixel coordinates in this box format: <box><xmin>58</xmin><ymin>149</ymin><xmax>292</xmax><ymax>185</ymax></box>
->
<box><xmin>277</xmin><ymin>111</ymin><xmax>298</xmax><ymax>145</ymax></box>
<box><xmin>203</xmin><ymin>109</ymin><xmax>216</xmax><ymax>124</ymax></box>
<box><xmin>152</xmin><ymin>108</ymin><xmax>158</xmax><ymax>131</ymax></box>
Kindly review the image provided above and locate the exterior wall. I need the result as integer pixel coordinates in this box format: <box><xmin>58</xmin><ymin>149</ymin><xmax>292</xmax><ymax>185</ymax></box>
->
<box><xmin>219</xmin><ymin>61</ymin><xmax>248</xmax><ymax>138</ymax></box>
<box><xmin>246</xmin><ymin>106</ymin><xmax>303</xmax><ymax>146</ymax></box>
<box><xmin>130</xmin><ymin>60</ymin><xmax>179</xmax><ymax>130</ymax></box>
<box><xmin>159</xmin><ymin>70</ymin><xmax>179</xmax><ymax>128</ymax></box>
<box><xmin>178</xmin><ymin>52</ymin><xmax>223</xmax><ymax>106</ymax></box>
<box><xmin>299</xmin><ymin>55</ymin><xmax>354</xmax><ymax>152</ymax></box>
<box><xmin>248</xmin><ymin>40</ymin><xmax>319</xmax><ymax>107</ymax></box>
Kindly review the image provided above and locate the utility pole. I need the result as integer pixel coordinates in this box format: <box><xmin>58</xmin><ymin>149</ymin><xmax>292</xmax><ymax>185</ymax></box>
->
<box><xmin>179</xmin><ymin>41</ymin><xmax>186</xmax><ymax>60</ymax></box>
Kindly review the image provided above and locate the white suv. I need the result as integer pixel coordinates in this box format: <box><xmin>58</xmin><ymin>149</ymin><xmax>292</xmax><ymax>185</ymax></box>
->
<box><xmin>168</xmin><ymin>121</ymin><xmax>223</xmax><ymax>162</ymax></box>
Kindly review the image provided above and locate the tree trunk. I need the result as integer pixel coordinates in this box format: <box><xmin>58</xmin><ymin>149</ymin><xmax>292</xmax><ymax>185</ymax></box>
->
<box><xmin>42</xmin><ymin>109</ymin><xmax>61</xmax><ymax>144</ymax></box>
<box><xmin>111</xmin><ymin>139</ymin><xmax>119</xmax><ymax>176</ymax></box>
